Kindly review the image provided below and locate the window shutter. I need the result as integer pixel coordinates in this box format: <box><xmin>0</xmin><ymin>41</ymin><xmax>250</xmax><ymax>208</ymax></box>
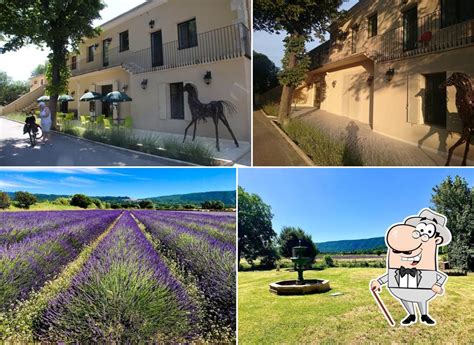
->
<box><xmin>158</xmin><ymin>83</ymin><xmax>167</xmax><ymax>120</ymax></box>
<box><xmin>407</xmin><ymin>75</ymin><xmax>420</xmax><ymax>124</ymax></box>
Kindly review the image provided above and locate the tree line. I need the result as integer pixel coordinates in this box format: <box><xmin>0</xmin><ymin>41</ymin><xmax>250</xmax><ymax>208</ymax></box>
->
<box><xmin>0</xmin><ymin>191</ymin><xmax>228</xmax><ymax>211</ymax></box>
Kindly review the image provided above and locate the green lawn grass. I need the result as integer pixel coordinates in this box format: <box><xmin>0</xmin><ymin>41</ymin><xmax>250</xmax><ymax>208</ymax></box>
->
<box><xmin>238</xmin><ymin>268</ymin><xmax>474</xmax><ymax>344</ymax></box>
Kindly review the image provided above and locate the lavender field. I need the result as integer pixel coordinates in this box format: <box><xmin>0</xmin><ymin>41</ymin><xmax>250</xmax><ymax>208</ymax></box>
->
<box><xmin>0</xmin><ymin>209</ymin><xmax>236</xmax><ymax>343</ymax></box>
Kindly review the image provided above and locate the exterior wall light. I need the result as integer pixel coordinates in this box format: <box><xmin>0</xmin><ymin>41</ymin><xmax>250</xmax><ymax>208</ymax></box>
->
<box><xmin>386</xmin><ymin>68</ymin><xmax>395</xmax><ymax>82</ymax></box>
<box><xmin>332</xmin><ymin>80</ymin><xmax>337</xmax><ymax>88</ymax></box>
<box><xmin>149</xmin><ymin>20</ymin><xmax>155</xmax><ymax>29</ymax></box>
<box><xmin>204</xmin><ymin>71</ymin><xmax>212</xmax><ymax>85</ymax></box>
<box><xmin>71</xmin><ymin>91</ymin><xmax>76</xmax><ymax>96</ymax></box>
<box><xmin>106</xmin><ymin>38</ymin><xmax>112</xmax><ymax>43</ymax></box>
<box><xmin>367</xmin><ymin>76</ymin><xmax>374</xmax><ymax>86</ymax></box>
<box><xmin>94</xmin><ymin>43</ymin><xmax>99</xmax><ymax>48</ymax></box>
<box><xmin>141</xmin><ymin>79</ymin><xmax>148</xmax><ymax>90</ymax></box>
<box><xmin>122</xmin><ymin>84</ymin><xmax>128</xmax><ymax>92</ymax></box>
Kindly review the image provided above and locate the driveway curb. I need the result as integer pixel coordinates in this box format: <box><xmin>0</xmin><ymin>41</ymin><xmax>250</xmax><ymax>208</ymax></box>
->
<box><xmin>259</xmin><ymin>110</ymin><xmax>315</xmax><ymax>166</ymax></box>
<box><xmin>1</xmin><ymin>116</ymin><xmax>235</xmax><ymax>166</ymax></box>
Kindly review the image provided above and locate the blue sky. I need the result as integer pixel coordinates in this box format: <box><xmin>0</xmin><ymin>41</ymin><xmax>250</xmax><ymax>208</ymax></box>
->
<box><xmin>254</xmin><ymin>0</ymin><xmax>359</xmax><ymax>67</ymax></box>
<box><xmin>0</xmin><ymin>168</ymin><xmax>236</xmax><ymax>199</ymax></box>
<box><xmin>238</xmin><ymin>168</ymin><xmax>474</xmax><ymax>242</ymax></box>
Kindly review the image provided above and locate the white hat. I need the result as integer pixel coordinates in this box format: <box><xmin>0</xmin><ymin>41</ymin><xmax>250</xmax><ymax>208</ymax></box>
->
<box><xmin>404</xmin><ymin>208</ymin><xmax>452</xmax><ymax>245</ymax></box>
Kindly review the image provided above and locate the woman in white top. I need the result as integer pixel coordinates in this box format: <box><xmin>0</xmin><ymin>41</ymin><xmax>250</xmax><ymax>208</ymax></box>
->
<box><xmin>38</xmin><ymin>102</ymin><xmax>52</xmax><ymax>143</ymax></box>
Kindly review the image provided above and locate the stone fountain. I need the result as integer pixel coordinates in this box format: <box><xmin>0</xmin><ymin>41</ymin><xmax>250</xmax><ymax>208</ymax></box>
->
<box><xmin>269</xmin><ymin>242</ymin><xmax>330</xmax><ymax>295</ymax></box>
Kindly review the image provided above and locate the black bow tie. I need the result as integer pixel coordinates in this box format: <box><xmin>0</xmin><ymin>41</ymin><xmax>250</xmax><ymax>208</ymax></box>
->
<box><xmin>399</xmin><ymin>266</ymin><xmax>417</xmax><ymax>277</ymax></box>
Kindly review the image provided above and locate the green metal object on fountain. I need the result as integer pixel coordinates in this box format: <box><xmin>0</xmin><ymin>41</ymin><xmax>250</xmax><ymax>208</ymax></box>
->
<box><xmin>291</xmin><ymin>242</ymin><xmax>310</xmax><ymax>284</ymax></box>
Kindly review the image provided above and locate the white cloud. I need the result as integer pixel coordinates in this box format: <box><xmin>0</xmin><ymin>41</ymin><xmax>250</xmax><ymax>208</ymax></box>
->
<box><xmin>60</xmin><ymin>176</ymin><xmax>96</xmax><ymax>187</ymax></box>
<box><xmin>0</xmin><ymin>179</ymin><xmax>43</xmax><ymax>189</ymax></box>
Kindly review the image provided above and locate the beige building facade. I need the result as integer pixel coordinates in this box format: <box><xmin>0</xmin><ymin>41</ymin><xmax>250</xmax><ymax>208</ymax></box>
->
<box><xmin>29</xmin><ymin>75</ymin><xmax>46</xmax><ymax>92</ymax></box>
<box><xmin>67</xmin><ymin>0</ymin><xmax>251</xmax><ymax>141</ymax></box>
<box><xmin>300</xmin><ymin>0</ymin><xmax>474</xmax><ymax>158</ymax></box>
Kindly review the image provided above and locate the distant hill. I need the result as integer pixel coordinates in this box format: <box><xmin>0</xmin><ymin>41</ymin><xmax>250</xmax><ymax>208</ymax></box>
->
<box><xmin>317</xmin><ymin>236</ymin><xmax>386</xmax><ymax>253</ymax></box>
<box><xmin>6</xmin><ymin>191</ymin><xmax>235</xmax><ymax>207</ymax></box>
<box><xmin>149</xmin><ymin>191</ymin><xmax>235</xmax><ymax>207</ymax></box>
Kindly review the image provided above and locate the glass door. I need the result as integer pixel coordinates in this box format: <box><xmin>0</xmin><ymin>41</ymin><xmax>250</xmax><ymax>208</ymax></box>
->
<box><xmin>151</xmin><ymin>31</ymin><xmax>164</xmax><ymax>67</ymax></box>
<box><xmin>403</xmin><ymin>6</ymin><xmax>418</xmax><ymax>51</ymax></box>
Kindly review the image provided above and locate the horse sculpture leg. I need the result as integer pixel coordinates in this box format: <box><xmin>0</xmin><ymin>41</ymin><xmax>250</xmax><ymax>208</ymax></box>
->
<box><xmin>183</xmin><ymin>120</ymin><xmax>195</xmax><ymax>143</ymax></box>
<box><xmin>446</xmin><ymin>135</ymin><xmax>467</xmax><ymax>166</ymax></box>
<box><xmin>462</xmin><ymin>131</ymin><xmax>472</xmax><ymax>166</ymax></box>
<box><xmin>213</xmin><ymin>117</ymin><xmax>220</xmax><ymax>151</ymax></box>
<box><xmin>192</xmin><ymin>121</ymin><xmax>198</xmax><ymax>141</ymax></box>
<box><xmin>219</xmin><ymin>114</ymin><xmax>239</xmax><ymax>148</ymax></box>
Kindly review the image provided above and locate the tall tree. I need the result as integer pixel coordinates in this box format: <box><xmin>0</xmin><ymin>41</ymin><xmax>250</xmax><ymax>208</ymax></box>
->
<box><xmin>254</xmin><ymin>0</ymin><xmax>345</xmax><ymax>124</ymax></box>
<box><xmin>0</xmin><ymin>71</ymin><xmax>29</xmax><ymax>105</ymax></box>
<box><xmin>431</xmin><ymin>175</ymin><xmax>474</xmax><ymax>270</ymax></box>
<box><xmin>238</xmin><ymin>186</ymin><xmax>276</xmax><ymax>265</ymax></box>
<box><xmin>253</xmin><ymin>51</ymin><xmax>279</xmax><ymax>95</ymax></box>
<box><xmin>278</xmin><ymin>226</ymin><xmax>319</xmax><ymax>264</ymax></box>
<box><xmin>0</xmin><ymin>0</ymin><xmax>105</xmax><ymax>128</ymax></box>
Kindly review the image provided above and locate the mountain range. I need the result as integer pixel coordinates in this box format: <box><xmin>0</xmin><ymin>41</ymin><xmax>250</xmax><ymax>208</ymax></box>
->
<box><xmin>317</xmin><ymin>236</ymin><xmax>386</xmax><ymax>253</ymax></box>
<box><xmin>7</xmin><ymin>190</ymin><xmax>236</xmax><ymax>207</ymax></box>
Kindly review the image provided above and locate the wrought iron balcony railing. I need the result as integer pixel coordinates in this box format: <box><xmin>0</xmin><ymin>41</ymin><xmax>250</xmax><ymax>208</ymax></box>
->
<box><xmin>69</xmin><ymin>23</ymin><xmax>250</xmax><ymax>76</ymax></box>
<box><xmin>378</xmin><ymin>10</ymin><xmax>474</xmax><ymax>62</ymax></box>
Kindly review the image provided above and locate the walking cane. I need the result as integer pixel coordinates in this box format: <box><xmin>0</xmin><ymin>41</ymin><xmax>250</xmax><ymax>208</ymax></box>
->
<box><xmin>371</xmin><ymin>286</ymin><xmax>395</xmax><ymax>327</ymax></box>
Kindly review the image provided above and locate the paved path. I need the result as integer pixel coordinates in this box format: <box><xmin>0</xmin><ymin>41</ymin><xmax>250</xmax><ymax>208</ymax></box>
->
<box><xmin>298</xmin><ymin>109</ymin><xmax>470</xmax><ymax>166</ymax></box>
<box><xmin>253</xmin><ymin>110</ymin><xmax>309</xmax><ymax>166</ymax></box>
<box><xmin>0</xmin><ymin>118</ymin><xmax>189</xmax><ymax>166</ymax></box>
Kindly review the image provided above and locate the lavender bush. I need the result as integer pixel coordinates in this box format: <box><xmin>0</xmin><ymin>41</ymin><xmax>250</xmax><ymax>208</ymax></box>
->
<box><xmin>39</xmin><ymin>212</ymin><xmax>196</xmax><ymax>343</ymax></box>
<box><xmin>0</xmin><ymin>211</ymin><xmax>120</xmax><ymax>310</ymax></box>
<box><xmin>133</xmin><ymin>210</ymin><xmax>236</xmax><ymax>335</ymax></box>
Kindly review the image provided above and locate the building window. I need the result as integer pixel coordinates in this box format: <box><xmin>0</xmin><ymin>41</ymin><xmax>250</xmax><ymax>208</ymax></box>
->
<box><xmin>71</xmin><ymin>56</ymin><xmax>77</xmax><ymax>70</ymax></box>
<box><xmin>40</xmin><ymin>79</ymin><xmax>44</xmax><ymax>85</ymax></box>
<box><xmin>178</xmin><ymin>18</ymin><xmax>198</xmax><ymax>49</ymax></box>
<box><xmin>119</xmin><ymin>30</ymin><xmax>129</xmax><ymax>52</ymax></box>
<box><xmin>368</xmin><ymin>13</ymin><xmax>378</xmax><ymax>37</ymax></box>
<box><xmin>170</xmin><ymin>82</ymin><xmax>185</xmax><ymax>119</ymax></box>
<box><xmin>441</xmin><ymin>0</ymin><xmax>474</xmax><ymax>27</ymax></box>
<box><xmin>403</xmin><ymin>6</ymin><xmax>418</xmax><ymax>51</ymax></box>
<box><xmin>87</xmin><ymin>46</ymin><xmax>94</xmax><ymax>62</ymax></box>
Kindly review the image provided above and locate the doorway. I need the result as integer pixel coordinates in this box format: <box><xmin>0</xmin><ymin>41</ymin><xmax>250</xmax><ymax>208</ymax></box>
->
<box><xmin>151</xmin><ymin>31</ymin><xmax>164</xmax><ymax>67</ymax></box>
<box><xmin>313</xmin><ymin>82</ymin><xmax>322</xmax><ymax>109</ymax></box>
<box><xmin>101</xmin><ymin>84</ymin><xmax>113</xmax><ymax>117</ymax></box>
<box><xmin>424</xmin><ymin>72</ymin><xmax>447</xmax><ymax>128</ymax></box>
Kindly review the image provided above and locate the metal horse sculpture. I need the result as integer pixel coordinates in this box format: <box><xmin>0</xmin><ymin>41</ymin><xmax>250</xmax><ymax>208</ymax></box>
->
<box><xmin>440</xmin><ymin>73</ymin><xmax>474</xmax><ymax>166</ymax></box>
<box><xmin>183</xmin><ymin>83</ymin><xmax>239</xmax><ymax>151</ymax></box>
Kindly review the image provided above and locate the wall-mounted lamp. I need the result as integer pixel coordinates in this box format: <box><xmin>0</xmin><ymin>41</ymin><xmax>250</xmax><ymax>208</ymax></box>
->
<box><xmin>106</xmin><ymin>38</ymin><xmax>112</xmax><ymax>43</ymax></box>
<box><xmin>94</xmin><ymin>43</ymin><xmax>99</xmax><ymax>49</ymax></box>
<box><xmin>122</xmin><ymin>84</ymin><xmax>128</xmax><ymax>92</ymax></box>
<box><xmin>203</xmin><ymin>71</ymin><xmax>212</xmax><ymax>85</ymax></box>
<box><xmin>332</xmin><ymin>80</ymin><xmax>337</xmax><ymax>88</ymax></box>
<box><xmin>71</xmin><ymin>91</ymin><xmax>76</xmax><ymax>96</ymax></box>
<box><xmin>385</xmin><ymin>68</ymin><xmax>395</xmax><ymax>82</ymax></box>
<box><xmin>141</xmin><ymin>79</ymin><xmax>148</xmax><ymax>90</ymax></box>
<box><xmin>367</xmin><ymin>76</ymin><xmax>374</xmax><ymax>86</ymax></box>
<box><xmin>149</xmin><ymin>20</ymin><xmax>155</xmax><ymax>29</ymax></box>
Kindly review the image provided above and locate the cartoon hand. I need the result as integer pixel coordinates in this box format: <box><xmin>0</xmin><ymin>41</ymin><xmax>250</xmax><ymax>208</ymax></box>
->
<box><xmin>432</xmin><ymin>284</ymin><xmax>443</xmax><ymax>295</ymax></box>
<box><xmin>371</xmin><ymin>280</ymin><xmax>381</xmax><ymax>292</ymax></box>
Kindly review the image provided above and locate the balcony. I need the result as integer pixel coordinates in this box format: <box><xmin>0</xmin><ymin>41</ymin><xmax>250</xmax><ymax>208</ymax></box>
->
<box><xmin>378</xmin><ymin>10</ymin><xmax>474</xmax><ymax>62</ymax></box>
<box><xmin>69</xmin><ymin>23</ymin><xmax>250</xmax><ymax>77</ymax></box>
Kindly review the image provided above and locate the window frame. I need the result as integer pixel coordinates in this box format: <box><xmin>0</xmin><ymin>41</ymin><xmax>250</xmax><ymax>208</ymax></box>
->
<box><xmin>170</xmin><ymin>82</ymin><xmax>185</xmax><ymax>120</ymax></box>
<box><xmin>119</xmin><ymin>30</ymin><xmax>129</xmax><ymax>52</ymax></box>
<box><xmin>178</xmin><ymin>18</ymin><xmax>198</xmax><ymax>50</ymax></box>
<box><xmin>441</xmin><ymin>0</ymin><xmax>474</xmax><ymax>28</ymax></box>
<box><xmin>87</xmin><ymin>45</ymin><xmax>95</xmax><ymax>63</ymax></box>
<box><xmin>368</xmin><ymin>13</ymin><xmax>378</xmax><ymax>38</ymax></box>
<box><xmin>71</xmin><ymin>56</ymin><xmax>77</xmax><ymax>70</ymax></box>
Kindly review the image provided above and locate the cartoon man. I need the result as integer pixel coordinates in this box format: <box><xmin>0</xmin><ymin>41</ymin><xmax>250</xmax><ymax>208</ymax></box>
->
<box><xmin>370</xmin><ymin>208</ymin><xmax>451</xmax><ymax>326</ymax></box>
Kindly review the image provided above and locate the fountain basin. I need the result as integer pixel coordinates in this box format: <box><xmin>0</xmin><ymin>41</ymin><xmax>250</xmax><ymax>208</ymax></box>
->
<box><xmin>269</xmin><ymin>279</ymin><xmax>330</xmax><ymax>295</ymax></box>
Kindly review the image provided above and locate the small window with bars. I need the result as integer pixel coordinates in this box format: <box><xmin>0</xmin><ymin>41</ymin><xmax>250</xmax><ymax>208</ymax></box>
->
<box><xmin>71</xmin><ymin>56</ymin><xmax>77</xmax><ymax>70</ymax></box>
<box><xmin>87</xmin><ymin>46</ymin><xmax>94</xmax><ymax>62</ymax></box>
<box><xmin>119</xmin><ymin>30</ymin><xmax>129</xmax><ymax>52</ymax></box>
<box><xmin>368</xmin><ymin>13</ymin><xmax>378</xmax><ymax>37</ymax></box>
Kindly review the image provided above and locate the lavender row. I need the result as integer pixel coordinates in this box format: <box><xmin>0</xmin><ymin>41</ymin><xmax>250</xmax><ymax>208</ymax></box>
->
<box><xmin>134</xmin><ymin>210</ymin><xmax>235</xmax><ymax>251</ymax></box>
<box><xmin>0</xmin><ymin>211</ymin><xmax>120</xmax><ymax>310</ymax></box>
<box><xmin>132</xmin><ymin>211</ymin><xmax>236</xmax><ymax>332</ymax></box>
<box><xmin>0</xmin><ymin>210</ymin><xmax>114</xmax><ymax>246</ymax></box>
<box><xmin>155</xmin><ymin>210</ymin><xmax>236</xmax><ymax>229</ymax></box>
<box><xmin>39</xmin><ymin>212</ymin><xmax>196</xmax><ymax>343</ymax></box>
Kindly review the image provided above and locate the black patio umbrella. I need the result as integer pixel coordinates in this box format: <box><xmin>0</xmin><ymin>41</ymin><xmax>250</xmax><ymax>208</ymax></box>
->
<box><xmin>102</xmin><ymin>91</ymin><xmax>132</xmax><ymax>124</ymax></box>
<box><xmin>102</xmin><ymin>91</ymin><xmax>132</xmax><ymax>103</ymax></box>
<box><xmin>58</xmin><ymin>94</ymin><xmax>74</xmax><ymax>103</ymax></box>
<box><xmin>79</xmin><ymin>91</ymin><xmax>103</xmax><ymax>102</ymax></box>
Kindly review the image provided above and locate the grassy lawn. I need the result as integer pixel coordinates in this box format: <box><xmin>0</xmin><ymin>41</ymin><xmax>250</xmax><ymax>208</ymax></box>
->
<box><xmin>238</xmin><ymin>268</ymin><xmax>474</xmax><ymax>344</ymax></box>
